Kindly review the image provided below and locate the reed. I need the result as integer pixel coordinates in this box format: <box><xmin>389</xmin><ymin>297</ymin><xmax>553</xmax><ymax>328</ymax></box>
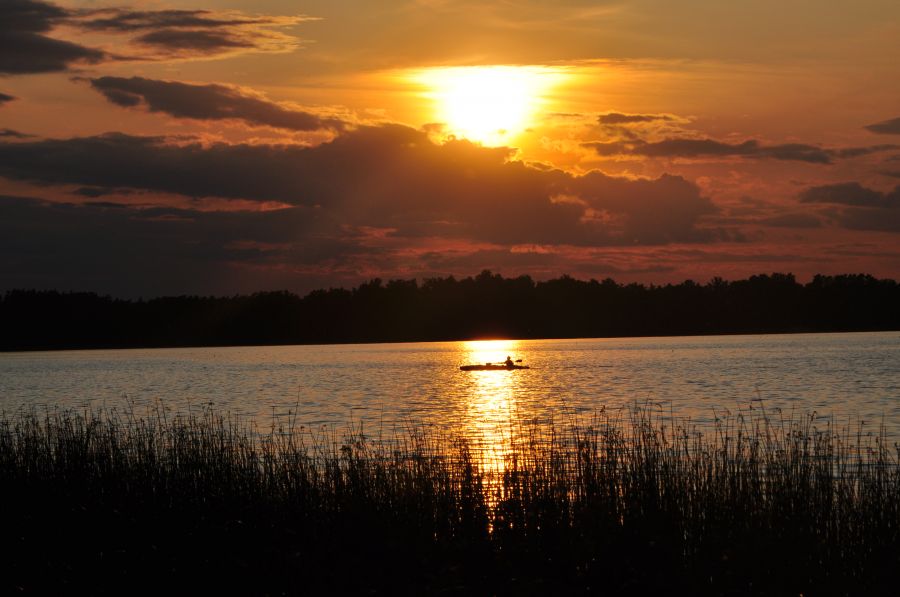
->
<box><xmin>0</xmin><ymin>402</ymin><xmax>897</xmax><ymax>595</ymax></box>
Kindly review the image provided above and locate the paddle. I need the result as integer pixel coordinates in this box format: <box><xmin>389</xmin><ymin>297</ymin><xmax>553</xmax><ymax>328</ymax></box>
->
<box><xmin>480</xmin><ymin>359</ymin><xmax>524</xmax><ymax>366</ymax></box>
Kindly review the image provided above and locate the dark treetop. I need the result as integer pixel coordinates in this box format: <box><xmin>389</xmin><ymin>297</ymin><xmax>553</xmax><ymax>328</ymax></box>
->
<box><xmin>2</xmin><ymin>271</ymin><xmax>898</xmax><ymax>351</ymax></box>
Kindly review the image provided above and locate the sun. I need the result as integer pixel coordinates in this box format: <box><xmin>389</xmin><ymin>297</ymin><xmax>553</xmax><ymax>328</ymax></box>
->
<box><xmin>413</xmin><ymin>66</ymin><xmax>562</xmax><ymax>145</ymax></box>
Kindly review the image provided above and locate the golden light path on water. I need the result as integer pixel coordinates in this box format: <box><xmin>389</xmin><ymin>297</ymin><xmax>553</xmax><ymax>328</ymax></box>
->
<box><xmin>461</xmin><ymin>339</ymin><xmax>522</xmax><ymax>478</ymax></box>
<box><xmin>4</xmin><ymin>334</ymin><xmax>900</xmax><ymax>461</ymax></box>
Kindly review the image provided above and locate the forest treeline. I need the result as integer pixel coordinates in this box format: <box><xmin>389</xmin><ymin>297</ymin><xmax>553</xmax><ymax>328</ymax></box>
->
<box><xmin>1</xmin><ymin>271</ymin><xmax>898</xmax><ymax>351</ymax></box>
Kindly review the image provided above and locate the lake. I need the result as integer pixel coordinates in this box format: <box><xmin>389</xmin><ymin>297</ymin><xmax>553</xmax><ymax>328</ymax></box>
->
<box><xmin>2</xmin><ymin>332</ymin><xmax>900</xmax><ymax>443</ymax></box>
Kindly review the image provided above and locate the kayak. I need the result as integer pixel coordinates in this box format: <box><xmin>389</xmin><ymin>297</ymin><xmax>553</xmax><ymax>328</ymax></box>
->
<box><xmin>460</xmin><ymin>364</ymin><xmax>530</xmax><ymax>371</ymax></box>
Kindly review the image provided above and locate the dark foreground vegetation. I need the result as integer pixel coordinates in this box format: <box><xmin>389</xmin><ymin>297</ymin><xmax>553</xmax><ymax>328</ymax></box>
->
<box><xmin>1</xmin><ymin>405</ymin><xmax>898</xmax><ymax>595</ymax></box>
<box><xmin>3</xmin><ymin>271</ymin><xmax>899</xmax><ymax>350</ymax></box>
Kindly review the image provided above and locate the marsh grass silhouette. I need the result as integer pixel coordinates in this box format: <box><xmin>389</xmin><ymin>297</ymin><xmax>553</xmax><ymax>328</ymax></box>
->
<box><xmin>1</xmin><ymin>402</ymin><xmax>898</xmax><ymax>595</ymax></box>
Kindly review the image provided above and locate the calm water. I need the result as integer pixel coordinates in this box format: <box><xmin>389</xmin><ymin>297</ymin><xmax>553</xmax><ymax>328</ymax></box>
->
<box><xmin>2</xmin><ymin>333</ymin><xmax>900</xmax><ymax>441</ymax></box>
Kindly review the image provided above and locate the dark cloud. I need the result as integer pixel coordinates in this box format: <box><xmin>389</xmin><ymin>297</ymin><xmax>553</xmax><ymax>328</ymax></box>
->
<box><xmin>419</xmin><ymin>248</ymin><xmax>561</xmax><ymax>272</ymax></box>
<box><xmin>646</xmin><ymin>139</ymin><xmax>767</xmax><ymax>159</ymax></box>
<box><xmin>662</xmin><ymin>248</ymin><xmax>826</xmax><ymax>264</ymax></box>
<box><xmin>0</xmin><ymin>131</ymin><xmax>319</xmax><ymax>202</ymax></box>
<box><xmin>865</xmin><ymin>117</ymin><xmax>900</xmax><ymax>135</ymax></box>
<box><xmin>597</xmin><ymin>113</ymin><xmax>674</xmax><ymax>125</ymax></box>
<box><xmin>87</xmin><ymin>76</ymin><xmax>344</xmax><ymax>131</ymax></box>
<box><xmin>83</xmin><ymin>201</ymin><xmax>128</xmax><ymax>209</ymax></box>
<box><xmin>588</xmin><ymin>141</ymin><xmax>630</xmax><ymax>156</ymax></box>
<box><xmin>0</xmin><ymin>0</ymin><xmax>306</xmax><ymax>74</ymax></box>
<box><xmin>0</xmin><ymin>191</ymin><xmax>698</xmax><ymax>297</ymax></box>
<box><xmin>831</xmin><ymin>145</ymin><xmax>899</xmax><ymax>158</ymax></box>
<box><xmin>0</xmin><ymin>194</ymin><xmax>350</xmax><ymax>296</ymax></box>
<box><xmin>133</xmin><ymin>29</ymin><xmax>254</xmax><ymax>53</ymax></box>
<box><xmin>584</xmin><ymin>138</ymin><xmax>898</xmax><ymax>164</ymax></box>
<box><xmin>1</xmin><ymin>0</ymin><xmax>66</xmax><ymax>33</ymax></box>
<box><xmin>72</xmin><ymin>7</ymin><xmax>307</xmax><ymax>59</ymax></box>
<box><xmin>757</xmin><ymin>213</ymin><xmax>822</xmax><ymax>228</ymax></box>
<box><xmin>799</xmin><ymin>182</ymin><xmax>900</xmax><ymax>208</ymax></box>
<box><xmin>834</xmin><ymin>208</ymin><xmax>900</xmax><ymax>233</ymax></box>
<box><xmin>0</xmin><ymin>1</ymin><xmax>105</xmax><ymax>74</ymax></box>
<box><xmin>417</xmin><ymin>247</ymin><xmax>678</xmax><ymax>278</ymax></box>
<box><xmin>0</xmin><ymin>32</ymin><xmax>105</xmax><ymax>74</ymax></box>
<box><xmin>73</xmin><ymin>9</ymin><xmax>284</xmax><ymax>32</ymax></box>
<box><xmin>572</xmin><ymin>171</ymin><xmax>721</xmax><ymax>244</ymax></box>
<box><xmin>73</xmin><ymin>187</ymin><xmax>131</xmax><ymax>198</ymax></box>
<box><xmin>798</xmin><ymin>182</ymin><xmax>900</xmax><ymax>233</ymax></box>
<box><xmin>0</xmin><ymin>125</ymin><xmax>721</xmax><ymax>248</ymax></box>
<box><xmin>0</xmin><ymin>92</ymin><xmax>16</xmax><ymax>105</ymax></box>
<box><xmin>0</xmin><ymin>129</ymin><xmax>30</xmax><ymax>138</ymax></box>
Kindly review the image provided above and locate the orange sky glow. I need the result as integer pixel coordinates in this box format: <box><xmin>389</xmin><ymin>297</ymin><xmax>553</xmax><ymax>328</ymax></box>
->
<box><xmin>0</xmin><ymin>0</ymin><xmax>898</xmax><ymax>296</ymax></box>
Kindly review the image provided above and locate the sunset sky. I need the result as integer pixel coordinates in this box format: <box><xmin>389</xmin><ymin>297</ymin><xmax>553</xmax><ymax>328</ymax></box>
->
<box><xmin>1</xmin><ymin>0</ymin><xmax>899</xmax><ymax>296</ymax></box>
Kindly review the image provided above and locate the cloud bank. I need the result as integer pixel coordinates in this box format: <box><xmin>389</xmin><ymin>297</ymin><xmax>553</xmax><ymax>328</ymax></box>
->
<box><xmin>73</xmin><ymin>6</ymin><xmax>310</xmax><ymax>59</ymax></box>
<box><xmin>799</xmin><ymin>182</ymin><xmax>899</xmax><ymax>208</ymax></box>
<box><xmin>597</xmin><ymin>113</ymin><xmax>674</xmax><ymax>125</ymax></box>
<box><xmin>585</xmin><ymin>138</ymin><xmax>898</xmax><ymax>164</ymax></box>
<box><xmin>0</xmin><ymin>0</ymin><xmax>104</xmax><ymax>74</ymax></box>
<box><xmin>0</xmin><ymin>125</ymin><xmax>722</xmax><ymax>257</ymax></box>
<box><xmin>87</xmin><ymin>77</ymin><xmax>345</xmax><ymax>132</ymax></box>
<box><xmin>0</xmin><ymin>0</ymin><xmax>309</xmax><ymax>75</ymax></box>
<box><xmin>799</xmin><ymin>182</ymin><xmax>900</xmax><ymax>232</ymax></box>
<box><xmin>865</xmin><ymin>117</ymin><xmax>900</xmax><ymax>135</ymax></box>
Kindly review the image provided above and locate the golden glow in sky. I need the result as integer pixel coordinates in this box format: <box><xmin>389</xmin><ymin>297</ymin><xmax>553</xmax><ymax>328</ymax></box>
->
<box><xmin>413</xmin><ymin>66</ymin><xmax>564</xmax><ymax>145</ymax></box>
<box><xmin>2</xmin><ymin>0</ymin><xmax>900</xmax><ymax>295</ymax></box>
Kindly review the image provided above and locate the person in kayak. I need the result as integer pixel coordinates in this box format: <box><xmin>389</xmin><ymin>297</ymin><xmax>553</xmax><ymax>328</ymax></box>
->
<box><xmin>504</xmin><ymin>356</ymin><xmax>514</xmax><ymax>367</ymax></box>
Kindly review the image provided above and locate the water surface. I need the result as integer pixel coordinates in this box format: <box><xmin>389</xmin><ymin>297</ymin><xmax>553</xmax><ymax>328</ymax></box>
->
<box><xmin>2</xmin><ymin>333</ymin><xmax>899</xmax><ymax>441</ymax></box>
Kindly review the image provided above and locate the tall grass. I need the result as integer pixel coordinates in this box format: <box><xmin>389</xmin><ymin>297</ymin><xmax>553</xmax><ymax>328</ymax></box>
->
<box><xmin>1</xmin><ymin>402</ymin><xmax>898</xmax><ymax>595</ymax></box>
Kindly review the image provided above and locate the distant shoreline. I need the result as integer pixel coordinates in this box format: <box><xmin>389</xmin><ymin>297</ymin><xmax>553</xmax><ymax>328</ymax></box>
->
<box><xmin>2</xmin><ymin>326</ymin><xmax>899</xmax><ymax>354</ymax></box>
<box><xmin>3</xmin><ymin>271</ymin><xmax>898</xmax><ymax>352</ymax></box>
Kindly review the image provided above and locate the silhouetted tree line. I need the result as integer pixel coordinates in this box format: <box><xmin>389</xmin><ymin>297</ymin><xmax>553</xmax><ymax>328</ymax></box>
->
<box><xmin>2</xmin><ymin>271</ymin><xmax>898</xmax><ymax>351</ymax></box>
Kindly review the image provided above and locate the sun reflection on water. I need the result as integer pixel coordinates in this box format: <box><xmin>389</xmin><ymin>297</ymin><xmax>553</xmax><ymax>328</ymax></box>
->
<box><xmin>461</xmin><ymin>340</ymin><xmax>523</xmax><ymax>479</ymax></box>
